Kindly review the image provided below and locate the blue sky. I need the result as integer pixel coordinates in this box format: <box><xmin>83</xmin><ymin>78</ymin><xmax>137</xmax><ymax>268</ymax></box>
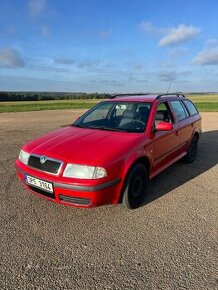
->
<box><xmin>0</xmin><ymin>0</ymin><xmax>218</xmax><ymax>92</ymax></box>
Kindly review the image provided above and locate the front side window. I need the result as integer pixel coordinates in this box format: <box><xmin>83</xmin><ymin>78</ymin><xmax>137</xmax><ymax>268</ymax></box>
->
<box><xmin>73</xmin><ymin>101</ymin><xmax>152</xmax><ymax>133</ymax></box>
<box><xmin>170</xmin><ymin>101</ymin><xmax>189</xmax><ymax>121</ymax></box>
<box><xmin>154</xmin><ymin>102</ymin><xmax>174</xmax><ymax>127</ymax></box>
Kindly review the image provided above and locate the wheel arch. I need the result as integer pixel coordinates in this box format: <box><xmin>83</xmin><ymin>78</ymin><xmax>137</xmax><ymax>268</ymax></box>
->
<box><xmin>187</xmin><ymin>130</ymin><xmax>200</xmax><ymax>149</ymax></box>
<box><xmin>118</xmin><ymin>155</ymin><xmax>151</xmax><ymax>203</ymax></box>
<box><xmin>193</xmin><ymin>131</ymin><xmax>200</xmax><ymax>141</ymax></box>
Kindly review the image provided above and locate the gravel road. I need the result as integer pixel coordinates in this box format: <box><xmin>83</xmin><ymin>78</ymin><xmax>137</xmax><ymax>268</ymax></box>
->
<box><xmin>0</xmin><ymin>110</ymin><xmax>217</xmax><ymax>290</ymax></box>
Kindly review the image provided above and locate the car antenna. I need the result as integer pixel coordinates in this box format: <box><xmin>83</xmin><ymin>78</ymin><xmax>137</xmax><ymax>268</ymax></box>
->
<box><xmin>166</xmin><ymin>80</ymin><xmax>173</xmax><ymax>93</ymax></box>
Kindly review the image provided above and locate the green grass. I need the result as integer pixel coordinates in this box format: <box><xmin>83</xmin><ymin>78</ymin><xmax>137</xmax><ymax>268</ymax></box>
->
<box><xmin>0</xmin><ymin>100</ymin><xmax>99</xmax><ymax>113</ymax></box>
<box><xmin>186</xmin><ymin>94</ymin><xmax>218</xmax><ymax>111</ymax></box>
<box><xmin>193</xmin><ymin>102</ymin><xmax>218</xmax><ymax>112</ymax></box>
<box><xmin>187</xmin><ymin>94</ymin><xmax>218</xmax><ymax>102</ymax></box>
<box><xmin>0</xmin><ymin>94</ymin><xmax>218</xmax><ymax>113</ymax></box>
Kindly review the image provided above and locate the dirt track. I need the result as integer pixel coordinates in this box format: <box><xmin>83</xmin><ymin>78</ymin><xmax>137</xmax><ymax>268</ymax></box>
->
<box><xmin>0</xmin><ymin>110</ymin><xmax>217</xmax><ymax>290</ymax></box>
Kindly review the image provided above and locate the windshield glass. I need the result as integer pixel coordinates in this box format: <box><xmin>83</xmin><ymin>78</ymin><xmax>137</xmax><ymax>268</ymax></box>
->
<box><xmin>73</xmin><ymin>101</ymin><xmax>152</xmax><ymax>133</ymax></box>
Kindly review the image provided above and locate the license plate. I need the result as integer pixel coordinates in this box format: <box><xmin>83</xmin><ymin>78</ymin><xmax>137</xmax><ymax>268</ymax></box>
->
<box><xmin>25</xmin><ymin>175</ymin><xmax>53</xmax><ymax>193</ymax></box>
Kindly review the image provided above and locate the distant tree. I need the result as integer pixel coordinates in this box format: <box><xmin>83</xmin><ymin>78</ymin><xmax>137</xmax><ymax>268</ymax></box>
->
<box><xmin>0</xmin><ymin>91</ymin><xmax>112</xmax><ymax>102</ymax></box>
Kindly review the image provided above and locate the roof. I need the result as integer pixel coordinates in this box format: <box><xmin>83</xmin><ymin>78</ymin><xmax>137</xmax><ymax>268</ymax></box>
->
<box><xmin>107</xmin><ymin>93</ymin><xmax>186</xmax><ymax>103</ymax></box>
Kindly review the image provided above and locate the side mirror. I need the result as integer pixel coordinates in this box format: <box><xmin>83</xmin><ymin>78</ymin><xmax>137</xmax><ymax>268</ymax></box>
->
<box><xmin>155</xmin><ymin>122</ymin><xmax>173</xmax><ymax>131</ymax></box>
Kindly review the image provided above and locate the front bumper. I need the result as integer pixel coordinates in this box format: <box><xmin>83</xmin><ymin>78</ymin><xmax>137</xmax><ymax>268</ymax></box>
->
<box><xmin>16</xmin><ymin>160</ymin><xmax>122</xmax><ymax>208</ymax></box>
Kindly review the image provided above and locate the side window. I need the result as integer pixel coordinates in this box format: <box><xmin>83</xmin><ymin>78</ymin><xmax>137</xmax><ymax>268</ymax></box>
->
<box><xmin>170</xmin><ymin>101</ymin><xmax>189</xmax><ymax>122</ymax></box>
<box><xmin>183</xmin><ymin>100</ymin><xmax>198</xmax><ymax>116</ymax></box>
<box><xmin>154</xmin><ymin>102</ymin><xmax>173</xmax><ymax>126</ymax></box>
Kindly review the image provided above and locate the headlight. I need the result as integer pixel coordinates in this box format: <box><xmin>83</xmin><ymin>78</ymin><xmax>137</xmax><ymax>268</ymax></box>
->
<box><xmin>63</xmin><ymin>163</ymin><xmax>107</xmax><ymax>179</ymax></box>
<box><xmin>18</xmin><ymin>149</ymin><xmax>30</xmax><ymax>165</ymax></box>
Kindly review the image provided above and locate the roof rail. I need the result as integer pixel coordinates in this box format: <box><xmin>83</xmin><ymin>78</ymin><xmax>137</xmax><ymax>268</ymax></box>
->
<box><xmin>156</xmin><ymin>93</ymin><xmax>186</xmax><ymax>100</ymax></box>
<box><xmin>110</xmin><ymin>93</ymin><xmax>148</xmax><ymax>99</ymax></box>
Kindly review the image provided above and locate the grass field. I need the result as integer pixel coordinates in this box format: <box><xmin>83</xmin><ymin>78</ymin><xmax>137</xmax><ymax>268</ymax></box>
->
<box><xmin>0</xmin><ymin>94</ymin><xmax>218</xmax><ymax>113</ymax></box>
<box><xmin>0</xmin><ymin>99</ymin><xmax>99</xmax><ymax>113</ymax></box>
<box><xmin>185</xmin><ymin>94</ymin><xmax>218</xmax><ymax>112</ymax></box>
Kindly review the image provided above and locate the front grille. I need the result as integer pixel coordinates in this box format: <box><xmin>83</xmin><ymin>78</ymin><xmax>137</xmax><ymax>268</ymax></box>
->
<box><xmin>59</xmin><ymin>194</ymin><xmax>91</xmax><ymax>205</ymax></box>
<box><xmin>29</xmin><ymin>185</ymin><xmax>55</xmax><ymax>199</ymax></box>
<box><xmin>28</xmin><ymin>155</ymin><xmax>62</xmax><ymax>174</ymax></box>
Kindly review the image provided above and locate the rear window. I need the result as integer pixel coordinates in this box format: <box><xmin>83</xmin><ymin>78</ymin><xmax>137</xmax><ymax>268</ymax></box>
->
<box><xmin>183</xmin><ymin>100</ymin><xmax>198</xmax><ymax>116</ymax></box>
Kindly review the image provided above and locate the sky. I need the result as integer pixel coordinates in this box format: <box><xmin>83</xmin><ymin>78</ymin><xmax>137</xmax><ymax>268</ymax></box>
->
<box><xmin>0</xmin><ymin>0</ymin><xmax>218</xmax><ymax>93</ymax></box>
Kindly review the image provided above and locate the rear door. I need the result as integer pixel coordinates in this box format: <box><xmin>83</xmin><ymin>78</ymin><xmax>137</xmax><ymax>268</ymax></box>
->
<box><xmin>182</xmin><ymin>99</ymin><xmax>202</xmax><ymax>135</ymax></box>
<box><xmin>169</xmin><ymin>100</ymin><xmax>191</xmax><ymax>150</ymax></box>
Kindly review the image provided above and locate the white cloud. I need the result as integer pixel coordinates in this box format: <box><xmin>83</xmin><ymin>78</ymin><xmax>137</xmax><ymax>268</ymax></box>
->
<box><xmin>29</xmin><ymin>0</ymin><xmax>46</xmax><ymax>18</ymax></box>
<box><xmin>159</xmin><ymin>71</ymin><xmax>177</xmax><ymax>82</ymax></box>
<box><xmin>78</xmin><ymin>60</ymin><xmax>101</xmax><ymax>68</ymax></box>
<box><xmin>168</xmin><ymin>47</ymin><xmax>187</xmax><ymax>57</ymax></box>
<box><xmin>158</xmin><ymin>70</ymin><xmax>191</xmax><ymax>82</ymax></box>
<box><xmin>54</xmin><ymin>57</ymin><xmax>75</xmax><ymax>65</ymax></box>
<box><xmin>138</xmin><ymin>21</ymin><xmax>158</xmax><ymax>35</ymax></box>
<box><xmin>159</xmin><ymin>24</ymin><xmax>200</xmax><ymax>46</ymax></box>
<box><xmin>205</xmin><ymin>38</ymin><xmax>218</xmax><ymax>48</ymax></box>
<box><xmin>192</xmin><ymin>47</ymin><xmax>218</xmax><ymax>65</ymax></box>
<box><xmin>139</xmin><ymin>22</ymin><xmax>200</xmax><ymax>46</ymax></box>
<box><xmin>0</xmin><ymin>48</ymin><xmax>25</xmax><ymax>68</ymax></box>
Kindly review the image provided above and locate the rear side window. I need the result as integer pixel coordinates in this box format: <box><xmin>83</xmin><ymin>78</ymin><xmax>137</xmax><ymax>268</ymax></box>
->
<box><xmin>170</xmin><ymin>101</ymin><xmax>188</xmax><ymax>121</ymax></box>
<box><xmin>183</xmin><ymin>100</ymin><xmax>198</xmax><ymax>116</ymax></box>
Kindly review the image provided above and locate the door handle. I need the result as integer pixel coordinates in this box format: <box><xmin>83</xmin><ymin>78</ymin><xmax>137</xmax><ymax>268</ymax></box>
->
<box><xmin>175</xmin><ymin>130</ymin><xmax>179</xmax><ymax>136</ymax></box>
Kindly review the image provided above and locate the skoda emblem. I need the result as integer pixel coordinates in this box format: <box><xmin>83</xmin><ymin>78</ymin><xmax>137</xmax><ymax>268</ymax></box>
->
<box><xmin>40</xmin><ymin>156</ymin><xmax>47</xmax><ymax>164</ymax></box>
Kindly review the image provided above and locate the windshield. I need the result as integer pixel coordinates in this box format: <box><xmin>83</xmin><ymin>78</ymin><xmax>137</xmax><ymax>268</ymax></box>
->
<box><xmin>73</xmin><ymin>101</ymin><xmax>152</xmax><ymax>133</ymax></box>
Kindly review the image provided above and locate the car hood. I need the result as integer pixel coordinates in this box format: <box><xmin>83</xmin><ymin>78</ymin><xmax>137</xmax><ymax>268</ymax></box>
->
<box><xmin>23</xmin><ymin>126</ymin><xmax>143</xmax><ymax>165</ymax></box>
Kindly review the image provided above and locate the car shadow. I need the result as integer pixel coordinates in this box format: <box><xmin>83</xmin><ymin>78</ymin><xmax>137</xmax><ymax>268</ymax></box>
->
<box><xmin>143</xmin><ymin>130</ymin><xmax>218</xmax><ymax>206</ymax></box>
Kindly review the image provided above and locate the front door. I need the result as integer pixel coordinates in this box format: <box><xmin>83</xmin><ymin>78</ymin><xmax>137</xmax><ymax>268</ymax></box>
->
<box><xmin>151</xmin><ymin>102</ymin><xmax>179</xmax><ymax>172</ymax></box>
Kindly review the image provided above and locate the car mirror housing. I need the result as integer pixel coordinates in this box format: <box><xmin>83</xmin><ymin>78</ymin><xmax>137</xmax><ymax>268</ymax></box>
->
<box><xmin>155</xmin><ymin>122</ymin><xmax>173</xmax><ymax>132</ymax></box>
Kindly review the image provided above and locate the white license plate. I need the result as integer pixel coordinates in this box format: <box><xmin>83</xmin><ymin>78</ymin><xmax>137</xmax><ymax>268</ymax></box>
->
<box><xmin>25</xmin><ymin>175</ymin><xmax>53</xmax><ymax>193</ymax></box>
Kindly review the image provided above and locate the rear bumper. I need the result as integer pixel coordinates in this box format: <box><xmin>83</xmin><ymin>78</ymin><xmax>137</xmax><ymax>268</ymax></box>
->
<box><xmin>16</xmin><ymin>162</ymin><xmax>122</xmax><ymax>208</ymax></box>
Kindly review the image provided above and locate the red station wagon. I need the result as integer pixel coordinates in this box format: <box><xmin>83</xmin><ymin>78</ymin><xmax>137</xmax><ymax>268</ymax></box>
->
<box><xmin>16</xmin><ymin>93</ymin><xmax>202</xmax><ymax>209</ymax></box>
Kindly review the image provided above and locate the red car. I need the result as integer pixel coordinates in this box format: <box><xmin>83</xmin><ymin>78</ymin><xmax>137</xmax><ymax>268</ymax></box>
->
<box><xmin>16</xmin><ymin>94</ymin><xmax>201</xmax><ymax>209</ymax></box>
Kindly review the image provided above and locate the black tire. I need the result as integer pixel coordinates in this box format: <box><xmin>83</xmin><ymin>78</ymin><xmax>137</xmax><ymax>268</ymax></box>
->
<box><xmin>185</xmin><ymin>135</ymin><xmax>198</xmax><ymax>163</ymax></box>
<box><xmin>122</xmin><ymin>163</ymin><xmax>148</xmax><ymax>209</ymax></box>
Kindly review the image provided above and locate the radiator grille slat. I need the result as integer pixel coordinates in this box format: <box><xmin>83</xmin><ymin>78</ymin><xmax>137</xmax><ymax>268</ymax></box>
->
<box><xmin>28</xmin><ymin>155</ymin><xmax>62</xmax><ymax>174</ymax></box>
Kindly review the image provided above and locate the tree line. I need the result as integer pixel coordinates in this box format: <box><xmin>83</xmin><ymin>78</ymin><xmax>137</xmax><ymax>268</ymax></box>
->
<box><xmin>0</xmin><ymin>92</ymin><xmax>112</xmax><ymax>102</ymax></box>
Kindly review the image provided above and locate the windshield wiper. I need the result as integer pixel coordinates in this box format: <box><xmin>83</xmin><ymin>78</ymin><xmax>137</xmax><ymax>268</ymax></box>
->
<box><xmin>72</xmin><ymin>124</ymin><xmax>136</xmax><ymax>133</ymax></box>
<box><xmin>72</xmin><ymin>124</ymin><xmax>87</xmax><ymax>128</ymax></box>
<box><xmin>83</xmin><ymin>125</ymin><xmax>132</xmax><ymax>132</ymax></box>
<box><xmin>99</xmin><ymin>126</ymin><xmax>126</xmax><ymax>132</ymax></box>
